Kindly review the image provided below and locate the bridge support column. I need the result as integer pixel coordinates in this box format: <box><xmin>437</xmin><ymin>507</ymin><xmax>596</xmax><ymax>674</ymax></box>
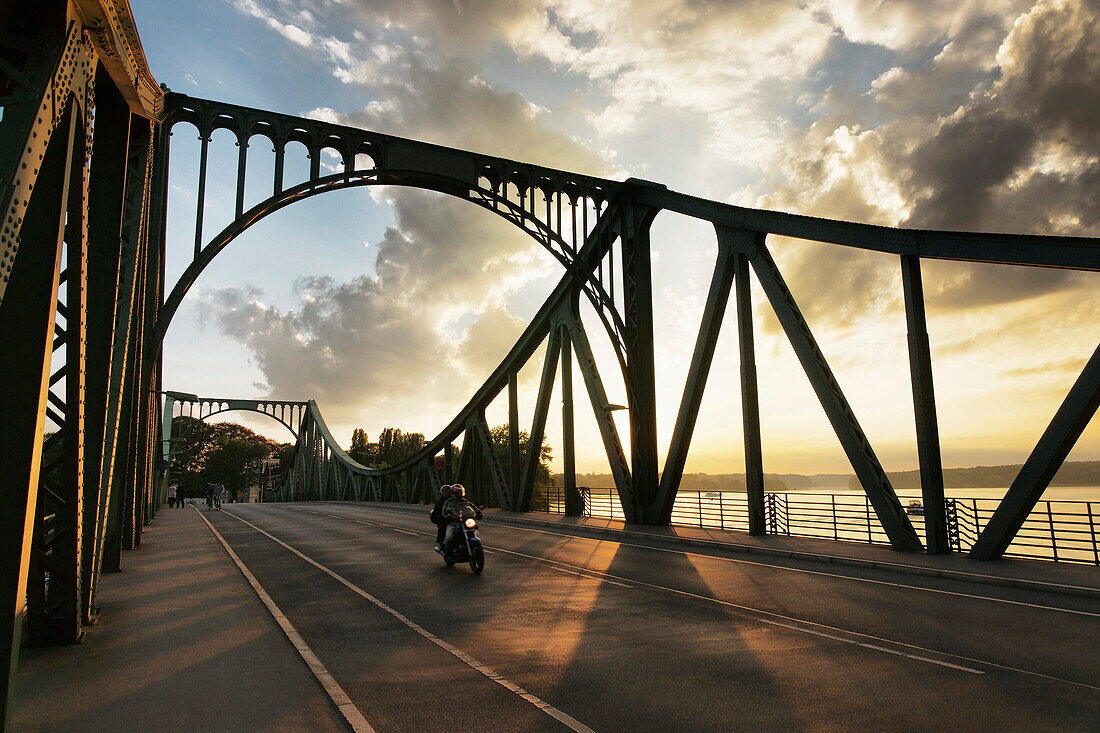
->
<box><xmin>561</xmin><ymin>329</ymin><xmax>582</xmax><ymax>516</ymax></box>
<box><xmin>735</xmin><ymin>250</ymin><xmax>767</xmax><ymax>536</ymax></box>
<box><xmin>508</xmin><ymin>372</ymin><xmax>520</xmax><ymax>502</ymax></box>
<box><xmin>518</xmin><ymin>326</ymin><xmax>561</xmax><ymax>512</ymax></box>
<box><xmin>620</xmin><ymin>200</ymin><xmax>661</xmax><ymax>524</ymax></box>
<box><xmin>0</xmin><ymin>97</ymin><xmax>80</xmax><ymax>727</ymax></box>
<box><xmin>82</xmin><ymin>69</ymin><xmax>134</xmax><ymax>622</ymax></box>
<box><xmin>744</xmin><ymin>236</ymin><xmax>923</xmax><ymax>552</ymax></box>
<box><xmin>901</xmin><ymin>255</ymin><xmax>949</xmax><ymax>554</ymax></box>
<box><xmin>654</xmin><ymin>227</ymin><xmax>739</xmax><ymax>524</ymax></box>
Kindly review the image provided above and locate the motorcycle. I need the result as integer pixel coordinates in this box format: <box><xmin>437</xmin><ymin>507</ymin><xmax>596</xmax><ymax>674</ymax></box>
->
<box><xmin>436</xmin><ymin>503</ymin><xmax>485</xmax><ymax>574</ymax></box>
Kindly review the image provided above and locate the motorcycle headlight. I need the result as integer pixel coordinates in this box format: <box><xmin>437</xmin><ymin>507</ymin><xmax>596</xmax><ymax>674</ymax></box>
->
<box><xmin>464</xmin><ymin>518</ymin><xmax>477</xmax><ymax>528</ymax></box>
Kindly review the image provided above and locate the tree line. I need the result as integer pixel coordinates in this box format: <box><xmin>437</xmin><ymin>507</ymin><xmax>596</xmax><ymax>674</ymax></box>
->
<box><xmin>163</xmin><ymin>418</ymin><xmax>554</xmax><ymax>504</ymax></box>
<box><xmin>167</xmin><ymin>417</ymin><xmax>293</xmax><ymax>502</ymax></box>
<box><xmin>859</xmin><ymin>461</ymin><xmax>1100</xmax><ymax>490</ymax></box>
<box><xmin>346</xmin><ymin>424</ymin><xmax>554</xmax><ymax>491</ymax></box>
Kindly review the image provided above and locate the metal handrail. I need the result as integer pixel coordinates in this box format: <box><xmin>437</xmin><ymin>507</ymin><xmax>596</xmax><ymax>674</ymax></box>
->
<box><xmin>563</xmin><ymin>488</ymin><xmax>1099</xmax><ymax>565</ymax></box>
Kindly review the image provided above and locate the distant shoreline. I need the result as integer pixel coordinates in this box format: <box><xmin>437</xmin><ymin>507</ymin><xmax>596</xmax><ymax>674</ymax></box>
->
<box><xmin>555</xmin><ymin>460</ymin><xmax>1100</xmax><ymax>492</ymax></box>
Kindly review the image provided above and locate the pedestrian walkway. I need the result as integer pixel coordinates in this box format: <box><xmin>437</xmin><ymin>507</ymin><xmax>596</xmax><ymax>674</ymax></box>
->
<box><xmin>369</xmin><ymin>502</ymin><xmax>1100</xmax><ymax>599</ymax></box>
<box><xmin>10</xmin><ymin>505</ymin><xmax>347</xmax><ymax>732</ymax></box>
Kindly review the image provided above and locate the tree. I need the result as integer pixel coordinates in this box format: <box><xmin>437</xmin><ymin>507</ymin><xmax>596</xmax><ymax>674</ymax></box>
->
<box><xmin>348</xmin><ymin>428</ymin><xmax>375</xmax><ymax>465</ymax></box>
<box><xmin>376</xmin><ymin>427</ymin><xmax>426</xmax><ymax>467</ymax></box>
<box><xmin>167</xmin><ymin>417</ymin><xmax>283</xmax><ymax>501</ymax></box>
<box><xmin>346</xmin><ymin>426</ymin><xmax>426</xmax><ymax>468</ymax></box>
<box><xmin>488</xmin><ymin>423</ymin><xmax>553</xmax><ymax>490</ymax></box>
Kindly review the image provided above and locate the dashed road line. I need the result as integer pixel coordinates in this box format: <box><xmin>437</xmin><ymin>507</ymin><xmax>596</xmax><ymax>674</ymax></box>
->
<box><xmin>363</xmin><ymin>506</ymin><xmax>1100</xmax><ymax>619</ymax></box>
<box><xmin>223</xmin><ymin>509</ymin><xmax>597</xmax><ymax>733</ymax></box>
<box><xmin>296</xmin><ymin>505</ymin><xmax>1100</xmax><ymax>689</ymax></box>
<box><xmin>305</xmin><ymin>508</ymin><xmax>633</xmax><ymax>588</ymax></box>
<box><xmin>550</xmin><ymin>565</ymin><xmax>632</xmax><ymax>588</ymax></box>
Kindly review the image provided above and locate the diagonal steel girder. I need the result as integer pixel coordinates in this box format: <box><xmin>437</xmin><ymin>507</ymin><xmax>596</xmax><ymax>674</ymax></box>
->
<box><xmin>653</xmin><ymin>227</ymin><xmax>767</xmax><ymax>533</ymax></box>
<box><xmin>969</xmin><ymin>343</ymin><xmax>1100</xmax><ymax>560</ymax></box>
<box><xmin>728</xmin><ymin>228</ymin><xmax>924</xmax><ymax>552</ymax></box>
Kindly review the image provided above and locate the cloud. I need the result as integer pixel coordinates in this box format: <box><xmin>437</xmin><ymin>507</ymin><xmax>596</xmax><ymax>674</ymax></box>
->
<box><xmin>455</xmin><ymin>307</ymin><xmax>529</xmax><ymax>377</ymax></box>
<box><xmin>1000</xmin><ymin>356</ymin><xmax>1091</xmax><ymax>378</ymax></box>
<box><xmin>813</xmin><ymin>0</ymin><xmax>1032</xmax><ymax>52</ymax></box>
<box><xmin>310</xmin><ymin>59</ymin><xmax>617</xmax><ymax>175</ymax></box>
<box><xmin>757</xmin><ymin>0</ymin><xmax>1100</xmax><ymax>332</ymax></box>
<box><xmin>222</xmin><ymin>0</ymin><xmax>1099</xmax><ymax>412</ymax></box>
<box><xmin>196</xmin><ymin>189</ymin><xmax>549</xmax><ymax>425</ymax></box>
<box><xmin>215</xmin><ymin>0</ymin><xmax>641</xmax><ymax>432</ymax></box>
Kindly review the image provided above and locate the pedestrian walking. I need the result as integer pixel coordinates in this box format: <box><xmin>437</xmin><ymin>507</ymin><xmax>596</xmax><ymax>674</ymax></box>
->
<box><xmin>167</xmin><ymin>484</ymin><xmax>177</xmax><ymax>508</ymax></box>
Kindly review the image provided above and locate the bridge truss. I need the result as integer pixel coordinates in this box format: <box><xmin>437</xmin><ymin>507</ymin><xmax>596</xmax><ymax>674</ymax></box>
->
<box><xmin>2</xmin><ymin>0</ymin><xmax>1099</xmax><ymax>723</ymax></box>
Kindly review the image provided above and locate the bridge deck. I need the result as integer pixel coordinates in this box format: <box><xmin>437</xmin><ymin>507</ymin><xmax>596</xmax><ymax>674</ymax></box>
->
<box><xmin>12</xmin><ymin>502</ymin><xmax>1100</xmax><ymax>731</ymax></box>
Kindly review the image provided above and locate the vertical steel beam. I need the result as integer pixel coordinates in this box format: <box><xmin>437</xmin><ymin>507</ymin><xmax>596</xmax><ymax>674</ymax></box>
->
<box><xmin>561</xmin><ymin>328</ymin><xmax>581</xmax><ymax>516</ymax></box>
<box><xmin>0</xmin><ymin>100</ymin><xmax>75</xmax><ymax>729</ymax></box>
<box><xmin>138</xmin><ymin>121</ymin><xmax>171</xmax><ymax>534</ymax></box>
<box><xmin>454</xmin><ymin>428</ymin><xmax>474</xmax><ymax>489</ymax></box>
<box><xmin>619</xmin><ymin>201</ymin><xmax>660</xmax><ymax>522</ymax></box>
<box><xmin>273</xmin><ymin>139</ymin><xmax>284</xmax><ymax>196</ymax></box>
<box><xmin>969</xmin><ymin>343</ymin><xmax>1100</xmax><ymax>560</ymax></box>
<box><xmin>234</xmin><ymin>134</ymin><xmax>247</xmax><ymax>219</ymax></box>
<box><xmin>82</xmin><ymin>71</ymin><xmax>131</xmax><ymax>620</ymax></box>
<box><xmin>474</xmin><ymin>411</ymin><xmax>510</xmax><ymax>510</ymax></box>
<box><xmin>193</xmin><ymin>131</ymin><xmax>209</xmax><ymax>258</ymax></box>
<box><xmin>508</xmin><ymin>372</ymin><xmax>519</xmax><ymax>498</ymax></box>
<box><xmin>28</xmin><ymin>101</ymin><xmax>90</xmax><ymax>647</ymax></box>
<box><xmin>735</xmin><ymin>250</ymin><xmax>766</xmax><ymax>536</ymax></box>
<box><xmin>901</xmin><ymin>255</ymin><xmax>949</xmax><ymax>553</ymax></box>
<box><xmin>518</xmin><ymin>328</ymin><xmax>561</xmax><ymax>511</ymax></box>
<box><xmin>655</xmin><ymin>227</ymin><xmax>739</xmax><ymax>522</ymax></box>
<box><xmin>745</xmin><ymin>236</ymin><xmax>923</xmax><ymax>552</ymax></box>
<box><xmin>112</xmin><ymin>120</ymin><xmax>162</xmax><ymax>557</ymax></box>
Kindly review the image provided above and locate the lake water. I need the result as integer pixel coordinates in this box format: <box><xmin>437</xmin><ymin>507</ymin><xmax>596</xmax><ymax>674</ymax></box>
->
<box><xmin>573</xmin><ymin>485</ymin><xmax>1100</xmax><ymax>563</ymax></box>
<box><xmin>776</xmin><ymin>486</ymin><xmax>1100</xmax><ymax>503</ymax></box>
<box><xmin>580</xmin><ymin>486</ymin><xmax>1100</xmax><ymax>503</ymax></box>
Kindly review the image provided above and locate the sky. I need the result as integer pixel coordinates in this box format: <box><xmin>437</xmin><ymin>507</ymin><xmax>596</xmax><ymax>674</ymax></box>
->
<box><xmin>131</xmin><ymin>0</ymin><xmax>1099</xmax><ymax>477</ymax></box>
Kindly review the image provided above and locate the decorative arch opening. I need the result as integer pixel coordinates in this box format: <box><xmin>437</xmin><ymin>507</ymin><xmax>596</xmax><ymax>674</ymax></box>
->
<box><xmin>152</xmin><ymin>123</ymin><xmax>632</xmax><ymax>388</ymax></box>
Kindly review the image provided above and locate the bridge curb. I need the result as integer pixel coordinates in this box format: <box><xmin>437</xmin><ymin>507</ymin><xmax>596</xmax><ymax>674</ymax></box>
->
<box><xmin>362</xmin><ymin>504</ymin><xmax>1100</xmax><ymax>601</ymax></box>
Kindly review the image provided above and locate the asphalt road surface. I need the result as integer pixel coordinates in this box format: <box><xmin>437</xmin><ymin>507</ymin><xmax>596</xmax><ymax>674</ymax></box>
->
<box><xmin>203</xmin><ymin>502</ymin><xmax>1100</xmax><ymax>732</ymax></box>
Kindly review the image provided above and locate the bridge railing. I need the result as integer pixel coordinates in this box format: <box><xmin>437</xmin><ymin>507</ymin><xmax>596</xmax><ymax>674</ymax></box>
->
<box><xmin>572</xmin><ymin>488</ymin><xmax>1099</xmax><ymax>565</ymax></box>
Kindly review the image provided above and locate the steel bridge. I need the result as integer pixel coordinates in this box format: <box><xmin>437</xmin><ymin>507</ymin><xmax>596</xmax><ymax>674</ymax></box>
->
<box><xmin>2</xmin><ymin>1</ymin><xmax>1099</xmax><ymax>725</ymax></box>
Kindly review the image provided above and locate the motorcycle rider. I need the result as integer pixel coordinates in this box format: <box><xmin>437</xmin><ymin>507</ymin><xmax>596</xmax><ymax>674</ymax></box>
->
<box><xmin>439</xmin><ymin>484</ymin><xmax>482</xmax><ymax>551</ymax></box>
<box><xmin>431</xmin><ymin>485</ymin><xmax>454</xmax><ymax>551</ymax></box>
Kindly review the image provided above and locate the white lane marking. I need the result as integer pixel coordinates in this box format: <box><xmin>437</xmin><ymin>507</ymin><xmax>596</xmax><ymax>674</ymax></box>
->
<box><xmin>475</xmin><ymin>536</ymin><xmax>1100</xmax><ymax>690</ymax></box>
<box><xmin>305</xmin><ymin>509</ymin><xmax>634</xmax><ymax>589</ymax></box>
<box><xmin>550</xmin><ymin>565</ymin><xmax>633</xmax><ymax>588</ymax></box>
<box><xmin>487</xmin><ymin>542</ymin><xmax>986</xmax><ymax>674</ymax></box>
<box><xmin>301</xmin><ymin>508</ymin><xmax>1100</xmax><ymax>686</ymax></box>
<box><xmin>305</xmin><ymin>509</ymin><xmax>376</xmax><ymax>527</ymax></box>
<box><xmin>223</xmin><ymin>510</ymin><xmax>596</xmax><ymax>733</ymax></box>
<box><xmin>417</xmin><ymin>512</ymin><xmax>1100</xmax><ymax>619</ymax></box>
<box><xmin>298</xmin><ymin>508</ymin><xmax>978</xmax><ymax>672</ymax></box>
<box><xmin>195</xmin><ymin>509</ymin><xmax>375</xmax><ymax>733</ymax></box>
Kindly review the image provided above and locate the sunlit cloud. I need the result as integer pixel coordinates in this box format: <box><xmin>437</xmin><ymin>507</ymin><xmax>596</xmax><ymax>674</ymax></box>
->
<box><xmin>169</xmin><ymin>0</ymin><xmax>1100</xmax><ymax>470</ymax></box>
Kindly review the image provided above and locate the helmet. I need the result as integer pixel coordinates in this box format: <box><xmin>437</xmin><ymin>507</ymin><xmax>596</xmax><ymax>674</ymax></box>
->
<box><xmin>439</xmin><ymin>484</ymin><xmax>453</xmax><ymax>498</ymax></box>
<box><xmin>451</xmin><ymin>483</ymin><xmax>465</xmax><ymax>499</ymax></box>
